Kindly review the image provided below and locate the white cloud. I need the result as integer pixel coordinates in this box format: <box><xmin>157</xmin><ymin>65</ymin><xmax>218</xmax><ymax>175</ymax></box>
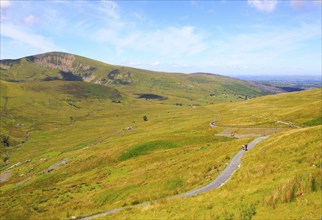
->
<box><xmin>151</xmin><ymin>61</ymin><xmax>161</xmax><ymax>66</ymax></box>
<box><xmin>140</xmin><ymin>26</ymin><xmax>208</xmax><ymax>57</ymax></box>
<box><xmin>0</xmin><ymin>0</ymin><xmax>11</xmax><ymax>22</ymax></box>
<box><xmin>97</xmin><ymin>0</ymin><xmax>120</xmax><ymax>20</ymax></box>
<box><xmin>0</xmin><ymin>0</ymin><xmax>11</xmax><ymax>9</ymax></box>
<box><xmin>248</xmin><ymin>0</ymin><xmax>278</xmax><ymax>13</ymax></box>
<box><xmin>12</xmin><ymin>1</ymin><xmax>206</xmax><ymax>60</ymax></box>
<box><xmin>1</xmin><ymin>23</ymin><xmax>62</xmax><ymax>52</ymax></box>
<box><xmin>24</xmin><ymin>15</ymin><xmax>39</xmax><ymax>25</ymax></box>
<box><xmin>93</xmin><ymin>25</ymin><xmax>207</xmax><ymax>58</ymax></box>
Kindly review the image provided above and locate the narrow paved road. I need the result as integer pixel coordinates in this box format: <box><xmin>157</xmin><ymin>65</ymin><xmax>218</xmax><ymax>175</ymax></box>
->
<box><xmin>172</xmin><ymin>136</ymin><xmax>269</xmax><ymax>199</ymax></box>
<box><xmin>78</xmin><ymin>135</ymin><xmax>269</xmax><ymax>220</ymax></box>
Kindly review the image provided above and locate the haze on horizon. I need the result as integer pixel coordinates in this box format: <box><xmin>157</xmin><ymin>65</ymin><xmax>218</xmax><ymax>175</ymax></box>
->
<box><xmin>0</xmin><ymin>0</ymin><xmax>321</xmax><ymax>76</ymax></box>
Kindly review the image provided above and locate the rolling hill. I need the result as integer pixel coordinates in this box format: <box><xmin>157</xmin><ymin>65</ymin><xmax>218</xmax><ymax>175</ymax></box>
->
<box><xmin>0</xmin><ymin>52</ymin><xmax>286</xmax><ymax>105</ymax></box>
<box><xmin>0</xmin><ymin>52</ymin><xmax>320</xmax><ymax>219</ymax></box>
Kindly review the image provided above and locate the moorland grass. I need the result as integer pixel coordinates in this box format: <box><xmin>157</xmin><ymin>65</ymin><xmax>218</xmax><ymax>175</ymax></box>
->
<box><xmin>102</xmin><ymin>126</ymin><xmax>321</xmax><ymax>220</ymax></box>
<box><xmin>0</xmin><ymin>80</ymin><xmax>320</xmax><ymax>219</ymax></box>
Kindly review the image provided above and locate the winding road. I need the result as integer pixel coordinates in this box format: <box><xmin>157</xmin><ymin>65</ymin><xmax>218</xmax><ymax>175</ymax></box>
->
<box><xmin>172</xmin><ymin>136</ymin><xmax>269</xmax><ymax>199</ymax></box>
<box><xmin>78</xmin><ymin>131</ymin><xmax>269</xmax><ymax>219</ymax></box>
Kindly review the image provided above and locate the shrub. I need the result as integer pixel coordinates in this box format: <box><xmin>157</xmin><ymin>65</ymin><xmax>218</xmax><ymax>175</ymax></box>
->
<box><xmin>131</xmin><ymin>200</ymin><xmax>140</xmax><ymax>205</ymax></box>
<box><xmin>2</xmin><ymin>136</ymin><xmax>10</xmax><ymax>147</ymax></box>
<box><xmin>239</xmin><ymin>202</ymin><xmax>256</xmax><ymax>220</ymax></box>
<box><xmin>3</xmin><ymin>153</ymin><xmax>9</xmax><ymax>165</ymax></box>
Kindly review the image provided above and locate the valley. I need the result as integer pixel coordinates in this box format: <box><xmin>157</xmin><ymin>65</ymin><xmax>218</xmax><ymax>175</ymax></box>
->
<box><xmin>0</xmin><ymin>53</ymin><xmax>321</xmax><ymax>220</ymax></box>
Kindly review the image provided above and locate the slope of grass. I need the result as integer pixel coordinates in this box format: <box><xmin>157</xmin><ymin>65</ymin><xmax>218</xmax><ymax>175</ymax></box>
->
<box><xmin>0</xmin><ymin>80</ymin><xmax>320</xmax><ymax>219</ymax></box>
<box><xmin>100</xmin><ymin>126</ymin><xmax>321</xmax><ymax>220</ymax></box>
<box><xmin>0</xmin><ymin>80</ymin><xmax>121</xmax><ymax>145</ymax></box>
<box><xmin>206</xmin><ymin>88</ymin><xmax>321</xmax><ymax>127</ymax></box>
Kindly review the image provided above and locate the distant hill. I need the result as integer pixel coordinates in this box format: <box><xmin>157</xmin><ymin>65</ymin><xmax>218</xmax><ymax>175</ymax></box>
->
<box><xmin>235</xmin><ymin>75</ymin><xmax>321</xmax><ymax>90</ymax></box>
<box><xmin>0</xmin><ymin>52</ymin><xmax>287</xmax><ymax>104</ymax></box>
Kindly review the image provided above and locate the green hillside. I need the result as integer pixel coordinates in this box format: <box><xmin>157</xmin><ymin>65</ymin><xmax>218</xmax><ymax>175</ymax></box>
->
<box><xmin>0</xmin><ymin>73</ymin><xmax>320</xmax><ymax>219</ymax></box>
<box><xmin>0</xmin><ymin>52</ymin><xmax>286</xmax><ymax>105</ymax></box>
<box><xmin>0</xmin><ymin>80</ymin><xmax>121</xmax><ymax>145</ymax></box>
<box><xmin>102</xmin><ymin>89</ymin><xmax>321</xmax><ymax>219</ymax></box>
<box><xmin>106</xmin><ymin>126</ymin><xmax>321</xmax><ymax>220</ymax></box>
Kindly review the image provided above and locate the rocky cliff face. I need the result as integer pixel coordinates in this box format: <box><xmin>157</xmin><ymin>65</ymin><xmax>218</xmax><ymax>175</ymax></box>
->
<box><xmin>0</xmin><ymin>52</ymin><xmax>101</xmax><ymax>82</ymax></box>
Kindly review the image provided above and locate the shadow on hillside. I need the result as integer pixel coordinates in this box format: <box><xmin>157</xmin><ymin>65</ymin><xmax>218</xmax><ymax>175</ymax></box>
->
<box><xmin>60</xmin><ymin>71</ymin><xmax>83</xmax><ymax>81</ymax></box>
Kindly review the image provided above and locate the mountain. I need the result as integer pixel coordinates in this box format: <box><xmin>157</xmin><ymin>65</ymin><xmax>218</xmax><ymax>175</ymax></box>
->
<box><xmin>1</xmin><ymin>52</ymin><xmax>286</xmax><ymax>105</ymax></box>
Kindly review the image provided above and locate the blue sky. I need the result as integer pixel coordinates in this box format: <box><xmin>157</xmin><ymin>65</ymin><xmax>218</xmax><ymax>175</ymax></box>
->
<box><xmin>0</xmin><ymin>0</ymin><xmax>321</xmax><ymax>76</ymax></box>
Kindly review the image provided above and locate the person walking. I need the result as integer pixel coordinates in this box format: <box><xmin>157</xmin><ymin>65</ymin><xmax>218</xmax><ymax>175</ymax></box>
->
<box><xmin>245</xmin><ymin>144</ymin><xmax>248</xmax><ymax>151</ymax></box>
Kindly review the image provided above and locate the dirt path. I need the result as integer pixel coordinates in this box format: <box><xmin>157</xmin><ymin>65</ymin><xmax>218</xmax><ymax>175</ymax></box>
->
<box><xmin>210</xmin><ymin>120</ymin><xmax>299</xmax><ymax>129</ymax></box>
<box><xmin>77</xmin><ymin>134</ymin><xmax>269</xmax><ymax>220</ymax></box>
<box><xmin>209</xmin><ymin>121</ymin><xmax>293</xmax><ymax>138</ymax></box>
<box><xmin>16</xmin><ymin>176</ymin><xmax>33</xmax><ymax>185</ymax></box>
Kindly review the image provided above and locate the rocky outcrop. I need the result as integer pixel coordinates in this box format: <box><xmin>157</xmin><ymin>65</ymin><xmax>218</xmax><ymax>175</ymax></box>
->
<box><xmin>26</xmin><ymin>52</ymin><xmax>96</xmax><ymax>75</ymax></box>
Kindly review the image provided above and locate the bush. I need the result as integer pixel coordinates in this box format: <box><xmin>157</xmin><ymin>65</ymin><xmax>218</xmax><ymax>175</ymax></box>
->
<box><xmin>131</xmin><ymin>200</ymin><xmax>140</xmax><ymax>205</ymax></box>
<box><xmin>2</xmin><ymin>136</ymin><xmax>10</xmax><ymax>147</ymax></box>
<box><xmin>3</xmin><ymin>153</ymin><xmax>9</xmax><ymax>165</ymax></box>
<box><xmin>239</xmin><ymin>202</ymin><xmax>256</xmax><ymax>220</ymax></box>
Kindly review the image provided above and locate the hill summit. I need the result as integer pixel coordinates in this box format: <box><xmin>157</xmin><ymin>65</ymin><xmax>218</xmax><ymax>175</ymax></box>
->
<box><xmin>1</xmin><ymin>52</ymin><xmax>288</xmax><ymax>104</ymax></box>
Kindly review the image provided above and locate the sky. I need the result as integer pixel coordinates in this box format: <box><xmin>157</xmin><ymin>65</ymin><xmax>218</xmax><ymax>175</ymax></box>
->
<box><xmin>0</xmin><ymin>0</ymin><xmax>321</xmax><ymax>76</ymax></box>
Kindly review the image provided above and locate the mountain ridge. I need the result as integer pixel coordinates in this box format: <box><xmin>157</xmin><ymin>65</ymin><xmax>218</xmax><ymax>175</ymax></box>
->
<box><xmin>0</xmin><ymin>51</ymin><xmax>285</xmax><ymax>94</ymax></box>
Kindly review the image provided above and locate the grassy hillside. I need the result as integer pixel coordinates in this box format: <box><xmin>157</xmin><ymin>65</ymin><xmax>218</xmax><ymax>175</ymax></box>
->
<box><xmin>0</xmin><ymin>52</ymin><xmax>286</xmax><ymax>105</ymax></box>
<box><xmin>208</xmin><ymin>89</ymin><xmax>321</xmax><ymax>127</ymax></box>
<box><xmin>0</xmin><ymin>80</ymin><xmax>121</xmax><ymax>145</ymax></box>
<box><xmin>106</xmin><ymin>126</ymin><xmax>321</xmax><ymax>220</ymax></box>
<box><xmin>0</xmin><ymin>77</ymin><xmax>320</xmax><ymax>219</ymax></box>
